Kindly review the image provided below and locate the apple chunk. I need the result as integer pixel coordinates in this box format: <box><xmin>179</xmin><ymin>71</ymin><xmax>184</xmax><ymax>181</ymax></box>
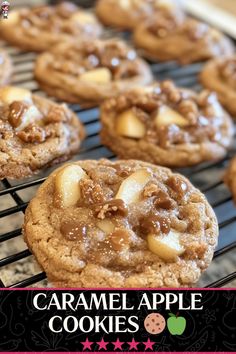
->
<box><xmin>71</xmin><ymin>11</ymin><xmax>96</xmax><ymax>24</ymax></box>
<box><xmin>0</xmin><ymin>87</ymin><xmax>32</xmax><ymax>105</ymax></box>
<box><xmin>155</xmin><ymin>105</ymin><xmax>189</xmax><ymax>128</ymax></box>
<box><xmin>55</xmin><ymin>165</ymin><xmax>88</xmax><ymax>208</ymax></box>
<box><xmin>116</xmin><ymin>109</ymin><xmax>146</xmax><ymax>138</ymax></box>
<box><xmin>79</xmin><ymin>68</ymin><xmax>112</xmax><ymax>84</ymax></box>
<box><xmin>97</xmin><ymin>219</ymin><xmax>115</xmax><ymax>234</ymax></box>
<box><xmin>116</xmin><ymin>168</ymin><xmax>152</xmax><ymax>205</ymax></box>
<box><xmin>147</xmin><ymin>230</ymin><xmax>185</xmax><ymax>262</ymax></box>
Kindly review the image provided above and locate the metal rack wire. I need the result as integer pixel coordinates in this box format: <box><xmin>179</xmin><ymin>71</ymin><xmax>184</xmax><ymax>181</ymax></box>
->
<box><xmin>0</xmin><ymin>12</ymin><xmax>236</xmax><ymax>288</ymax></box>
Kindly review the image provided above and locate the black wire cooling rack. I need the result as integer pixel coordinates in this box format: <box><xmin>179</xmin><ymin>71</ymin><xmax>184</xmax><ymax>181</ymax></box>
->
<box><xmin>0</xmin><ymin>4</ymin><xmax>236</xmax><ymax>288</ymax></box>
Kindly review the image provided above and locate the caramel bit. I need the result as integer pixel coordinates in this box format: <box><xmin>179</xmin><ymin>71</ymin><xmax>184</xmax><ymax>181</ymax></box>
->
<box><xmin>141</xmin><ymin>214</ymin><xmax>171</xmax><ymax>235</ymax></box>
<box><xmin>109</xmin><ymin>228</ymin><xmax>131</xmax><ymax>251</ymax></box>
<box><xmin>60</xmin><ymin>220</ymin><xmax>87</xmax><ymax>241</ymax></box>
<box><xmin>94</xmin><ymin>199</ymin><xmax>128</xmax><ymax>220</ymax></box>
<box><xmin>143</xmin><ymin>183</ymin><xmax>174</xmax><ymax>209</ymax></box>
<box><xmin>167</xmin><ymin>175</ymin><xmax>188</xmax><ymax>197</ymax></box>
<box><xmin>80</xmin><ymin>179</ymin><xmax>105</xmax><ymax>205</ymax></box>
<box><xmin>8</xmin><ymin>101</ymin><xmax>28</xmax><ymax>128</ymax></box>
<box><xmin>17</xmin><ymin>124</ymin><xmax>46</xmax><ymax>143</ymax></box>
<box><xmin>45</xmin><ymin>106</ymin><xmax>68</xmax><ymax>124</ymax></box>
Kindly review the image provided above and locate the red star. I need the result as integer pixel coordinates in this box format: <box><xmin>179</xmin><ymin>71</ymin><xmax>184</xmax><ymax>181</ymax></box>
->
<box><xmin>112</xmin><ymin>338</ymin><xmax>124</xmax><ymax>350</ymax></box>
<box><xmin>127</xmin><ymin>338</ymin><xmax>140</xmax><ymax>350</ymax></box>
<box><xmin>81</xmin><ymin>338</ymin><xmax>93</xmax><ymax>350</ymax></box>
<box><xmin>97</xmin><ymin>338</ymin><xmax>109</xmax><ymax>350</ymax></box>
<box><xmin>143</xmin><ymin>338</ymin><xmax>155</xmax><ymax>350</ymax></box>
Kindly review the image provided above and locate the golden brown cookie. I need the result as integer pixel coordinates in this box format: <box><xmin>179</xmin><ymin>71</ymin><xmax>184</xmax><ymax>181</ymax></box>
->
<box><xmin>96</xmin><ymin>0</ymin><xmax>184</xmax><ymax>30</ymax></box>
<box><xmin>24</xmin><ymin>159</ymin><xmax>218</xmax><ymax>288</ymax></box>
<box><xmin>100</xmin><ymin>81</ymin><xmax>234</xmax><ymax>167</ymax></box>
<box><xmin>224</xmin><ymin>156</ymin><xmax>236</xmax><ymax>204</ymax></box>
<box><xmin>134</xmin><ymin>17</ymin><xmax>234</xmax><ymax>64</ymax></box>
<box><xmin>0</xmin><ymin>49</ymin><xmax>12</xmax><ymax>86</ymax></box>
<box><xmin>0</xmin><ymin>2</ymin><xmax>102</xmax><ymax>52</ymax></box>
<box><xmin>0</xmin><ymin>86</ymin><xmax>85</xmax><ymax>179</ymax></box>
<box><xmin>200</xmin><ymin>56</ymin><xmax>236</xmax><ymax>118</ymax></box>
<box><xmin>34</xmin><ymin>39</ymin><xmax>153</xmax><ymax>106</ymax></box>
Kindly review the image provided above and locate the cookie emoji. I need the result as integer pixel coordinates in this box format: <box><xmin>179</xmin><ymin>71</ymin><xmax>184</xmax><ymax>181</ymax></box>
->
<box><xmin>144</xmin><ymin>313</ymin><xmax>166</xmax><ymax>334</ymax></box>
<box><xmin>0</xmin><ymin>2</ymin><xmax>103</xmax><ymax>52</ymax></box>
<box><xmin>0</xmin><ymin>86</ymin><xmax>85</xmax><ymax>179</ymax></box>
<box><xmin>96</xmin><ymin>0</ymin><xmax>184</xmax><ymax>30</ymax></box>
<box><xmin>24</xmin><ymin>159</ymin><xmax>218</xmax><ymax>288</ymax></box>
<box><xmin>100</xmin><ymin>81</ymin><xmax>234</xmax><ymax>167</ymax></box>
<box><xmin>134</xmin><ymin>17</ymin><xmax>234</xmax><ymax>64</ymax></box>
<box><xmin>34</xmin><ymin>38</ymin><xmax>153</xmax><ymax>106</ymax></box>
<box><xmin>0</xmin><ymin>49</ymin><xmax>12</xmax><ymax>86</ymax></box>
<box><xmin>200</xmin><ymin>56</ymin><xmax>236</xmax><ymax>117</ymax></box>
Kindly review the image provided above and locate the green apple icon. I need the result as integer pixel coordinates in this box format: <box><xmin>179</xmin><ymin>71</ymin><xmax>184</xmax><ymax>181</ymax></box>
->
<box><xmin>167</xmin><ymin>313</ymin><xmax>186</xmax><ymax>335</ymax></box>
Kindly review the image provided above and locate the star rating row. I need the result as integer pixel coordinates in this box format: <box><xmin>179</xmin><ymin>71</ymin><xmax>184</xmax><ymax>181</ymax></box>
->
<box><xmin>81</xmin><ymin>337</ymin><xmax>155</xmax><ymax>350</ymax></box>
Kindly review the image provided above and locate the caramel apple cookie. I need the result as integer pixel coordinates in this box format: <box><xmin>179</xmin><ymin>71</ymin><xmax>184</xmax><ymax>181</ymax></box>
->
<box><xmin>95</xmin><ymin>0</ymin><xmax>184</xmax><ymax>30</ymax></box>
<box><xmin>0</xmin><ymin>2</ymin><xmax>102</xmax><ymax>52</ymax></box>
<box><xmin>224</xmin><ymin>157</ymin><xmax>236</xmax><ymax>204</ymax></box>
<box><xmin>100</xmin><ymin>81</ymin><xmax>234</xmax><ymax>167</ymax></box>
<box><xmin>0</xmin><ymin>49</ymin><xmax>12</xmax><ymax>86</ymax></box>
<box><xmin>134</xmin><ymin>17</ymin><xmax>234</xmax><ymax>64</ymax></box>
<box><xmin>0</xmin><ymin>86</ymin><xmax>85</xmax><ymax>179</ymax></box>
<box><xmin>200</xmin><ymin>56</ymin><xmax>236</xmax><ymax>117</ymax></box>
<box><xmin>24</xmin><ymin>159</ymin><xmax>218</xmax><ymax>287</ymax></box>
<box><xmin>34</xmin><ymin>39</ymin><xmax>153</xmax><ymax>105</ymax></box>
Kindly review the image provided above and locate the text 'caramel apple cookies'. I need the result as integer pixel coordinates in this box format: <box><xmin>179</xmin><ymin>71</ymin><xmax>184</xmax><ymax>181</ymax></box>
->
<box><xmin>200</xmin><ymin>56</ymin><xmax>236</xmax><ymax>117</ymax></box>
<box><xmin>0</xmin><ymin>86</ymin><xmax>85</xmax><ymax>179</ymax></box>
<box><xmin>34</xmin><ymin>39</ymin><xmax>153</xmax><ymax>106</ymax></box>
<box><xmin>0</xmin><ymin>50</ymin><xmax>12</xmax><ymax>86</ymax></box>
<box><xmin>0</xmin><ymin>2</ymin><xmax>103</xmax><ymax>52</ymax></box>
<box><xmin>95</xmin><ymin>0</ymin><xmax>184</xmax><ymax>30</ymax></box>
<box><xmin>23</xmin><ymin>159</ymin><xmax>218</xmax><ymax>288</ymax></box>
<box><xmin>100</xmin><ymin>81</ymin><xmax>234</xmax><ymax>167</ymax></box>
<box><xmin>134</xmin><ymin>17</ymin><xmax>235</xmax><ymax>64</ymax></box>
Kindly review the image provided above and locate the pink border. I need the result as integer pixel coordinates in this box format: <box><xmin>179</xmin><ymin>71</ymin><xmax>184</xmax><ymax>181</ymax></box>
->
<box><xmin>0</xmin><ymin>287</ymin><xmax>235</xmax><ymax>290</ymax></box>
<box><xmin>0</xmin><ymin>352</ymin><xmax>232</xmax><ymax>354</ymax></box>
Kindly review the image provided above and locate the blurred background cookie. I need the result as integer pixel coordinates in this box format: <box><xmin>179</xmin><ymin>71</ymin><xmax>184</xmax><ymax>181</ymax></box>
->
<box><xmin>134</xmin><ymin>17</ymin><xmax>235</xmax><ymax>64</ymax></box>
<box><xmin>0</xmin><ymin>2</ymin><xmax>103</xmax><ymax>52</ymax></box>
<box><xmin>0</xmin><ymin>49</ymin><xmax>12</xmax><ymax>86</ymax></box>
<box><xmin>95</xmin><ymin>0</ymin><xmax>184</xmax><ymax>30</ymax></box>
<box><xmin>35</xmin><ymin>39</ymin><xmax>153</xmax><ymax>105</ymax></box>
<box><xmin>200</xmin><ymin>56</ymin><xmax>236</xmax><ymax>117</ymax></box>
<box><xmin>100</xmin><ymin>81</ymin><xmax>234</xmax><ymax>167</ymax></box>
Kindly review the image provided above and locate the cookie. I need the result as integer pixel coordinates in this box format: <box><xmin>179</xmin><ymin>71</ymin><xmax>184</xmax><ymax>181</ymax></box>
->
<box><xmin>0</xmin><ymin>49</ymin><xmax>12</xmax><ymax>86</ymax></box>
<box><xmin>0</xmin><ymin>86</ymin><xmax>85</xmax><ymax>179</ymax></box>
<box><xmin>100</xmin><ymin>81</ymin><xmax>234</xmax><ymax>167</ymax></box>
<box><xmin>134</xmin><ymin>17</ymin><xmax>234</xmax><ymax>64</ymax></box>
<box><xmin>200</xmin><ymin>56</ymin><xmax>236</xmax><ymax>117</ymax></box>
<box><xmin>24</xmin><ymin>159</ymin><xmax>218</xmax><ymax>288</ymax></box>
<box><xmin>96</xmin><ymin>0</ymin><xmax>184</xmax><ymax>30</ymax></box>
<box><xmin>34</xmin><ymin>39</ymin><xmax>153</xmax><ymax>106</ymax></box>
<box><xmin>0</xmin><ymin>2</ymin><xmax>102</xmax><ymax>52</ymax></box>
<box><xmin>144</xmin><ymin>313</ymin><xmax>166</xmax><ymax>334</ymax></box>
<box><xmin>224</xmin><ymin>157</ymin><xmax>236</xmax><ymax>204</ymax></box>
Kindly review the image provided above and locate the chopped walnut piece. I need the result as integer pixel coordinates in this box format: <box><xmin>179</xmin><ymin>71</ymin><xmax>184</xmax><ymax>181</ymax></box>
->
<box><xmin>167</xmin><ymin>175</ymin><xmax>188</xmax><ymax>197</ymax></box>
<box><xmin>45</xmin><ymin>106</ymin><xmax>68</xmax><ymax>124</ymax></box>
<box><xmin>178</xmin><ymin>100</ymin><xmax>198</xmax><ymax>124</ymax></box>
<box><xmin>184</xmin><ymin>242</ymin><xmax>207</xmax><ymax>259</ymax></box>
<box><xmin>94</xmin><ymin>199</ymin><xmax>128</xmax><ymax>219</ymax></box>
<box><xmin>80</xmin><ymin>179</ymin><xmax>105</xmax><ymax>205</ymax></box>
<box><xmin>16</xmin><ymin>124</ymin><xmax>46</xmax><ymax>143</ymax></box>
